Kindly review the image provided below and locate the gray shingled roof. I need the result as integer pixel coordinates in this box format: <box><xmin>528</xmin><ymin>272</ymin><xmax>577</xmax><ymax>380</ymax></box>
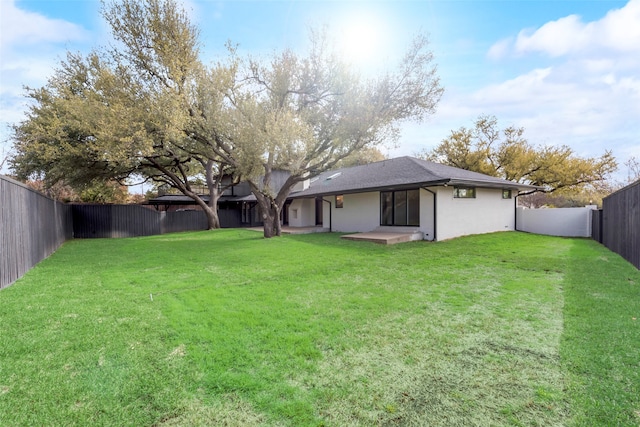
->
<box><xmin>291</xmin><ymin>156</ymin><xmax>539</xmax><ymax>198</ymax></box>
<box><xmin>147</xmin><ymin>194</ymin><xmax>256</xmax><ymax>205</ymax></box>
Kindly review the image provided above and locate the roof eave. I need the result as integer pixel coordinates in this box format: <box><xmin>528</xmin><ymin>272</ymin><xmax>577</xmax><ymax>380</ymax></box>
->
<box><xmin>289</xmin><ymin>179</ymin><xmax>451</xmax><ymax>199</ymax></box>
<box><xmin>447</xmin><ymin>179</ymin><xmax>542</xmax><ymax>192</ymax></box>
<box><xmin>290</xmin><ymin>178</ymin><xmax>542</xmax><ymax>198</ymax></box>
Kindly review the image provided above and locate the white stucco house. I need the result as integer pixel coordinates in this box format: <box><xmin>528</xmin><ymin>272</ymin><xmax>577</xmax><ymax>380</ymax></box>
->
<box><xmin>287</xmin><ymin>156</ymin><xmax>539</xmax><ymax>241</ymax></box>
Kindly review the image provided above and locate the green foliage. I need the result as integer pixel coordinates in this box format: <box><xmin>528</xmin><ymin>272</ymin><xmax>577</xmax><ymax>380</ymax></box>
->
<box><xmin>333</xmin><ymin>147</ymin><xmax>387</xmax><ymax>169</ymax></box>
<box><xmin>202</xmin><ymin>30</ymin><xmax>443</xmax><ymax>236</ymax></box>
<box><xmin>420</xmin><ymin>115</ymin><xmax>617</xmax><ymax>194</ymax></box>
<box><xmin>78</xmin><ymin>180</ymin><xmax>130</xmax><ymax>203</ymax></box>
<box><xmin>1</xmin><ymin>231</ymin><xmax>637</xmax><ymax>426</ymax></box>
<box><xmin>10</xmin><ymin>0</ymin><xmax>227</xmax><ymax>223</ymax></box>
<box><xmin>10</xmin><ymin>0</ymin><xmax>443</xmax><ymax>235</ymax></box>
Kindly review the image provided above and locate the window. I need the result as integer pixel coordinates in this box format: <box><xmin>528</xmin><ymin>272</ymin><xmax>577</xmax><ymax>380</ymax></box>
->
<box><xmin>453</xmin><ymin>187</ymin><xmax>476</xmax><ymax>198</ymax></box>
<box><xmin>380</xmin><ymin>189</ymin><xmax>420</xmax><ymax>226</ymax></box>
<box><xmin>241</xmin><ymin>202</ymin><xmax>256</xmax><ymax>224</ymax></box>
<box><xmin>241</xmin><ymin>202</ymin><xmax>249</xmax><ymax>223</ymax></box>
<box><xmin>502</xmin><ymin>189</ymin><xmax>512</xmax><ymax>199</ymax></box>
<box><xmin>335</xmin><ymin>195</ymin><xmax>344</xmax><ymax>208</ymax></box>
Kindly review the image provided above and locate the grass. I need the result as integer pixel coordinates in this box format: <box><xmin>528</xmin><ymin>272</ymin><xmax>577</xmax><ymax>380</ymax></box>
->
<box><xmin>0</xmin><ymin>230</ymin><xmax>638</xmax><ymax>426</ymax></box>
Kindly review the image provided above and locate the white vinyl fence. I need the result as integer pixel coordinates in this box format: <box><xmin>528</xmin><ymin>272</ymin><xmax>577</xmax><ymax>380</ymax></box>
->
<box><xmin>516</xmin><ymin>206</ymin><xmax>597</xmax><ymax>237</ymax></box>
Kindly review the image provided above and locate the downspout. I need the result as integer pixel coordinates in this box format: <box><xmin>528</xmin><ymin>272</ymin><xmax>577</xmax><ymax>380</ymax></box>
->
<box><xmin>422</xmin><ymin>187</ymin><xmax>437</xmax><ymax>241</ymax></box>
<box><xmin>514</xmin><ymin>192</ymin><xmax>521</xmax><ymax>231</ymax></box>
<box><xmin>322</xmin><ymin>198</ymin><xmax>332</xmax><ymax>232</ymax></box>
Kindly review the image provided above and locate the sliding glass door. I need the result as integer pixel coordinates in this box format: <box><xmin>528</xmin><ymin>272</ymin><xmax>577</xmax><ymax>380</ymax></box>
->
<box><xmin>380</xmin><ymin>189</ymin><xmax>419</xmax><ymax>226</ymax></box>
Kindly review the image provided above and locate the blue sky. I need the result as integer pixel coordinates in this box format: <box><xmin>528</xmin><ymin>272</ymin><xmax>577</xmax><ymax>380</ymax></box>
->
<box><xmin>1</xmin><ymin>0</ymin><xmax>639</xmax><ymax>178</ymax></box>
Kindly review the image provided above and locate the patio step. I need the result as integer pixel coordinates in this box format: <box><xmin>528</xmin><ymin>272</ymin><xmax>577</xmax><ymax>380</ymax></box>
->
<box><xmin>341</xmin><ymin>230</ymin><xmax>423</xmax><ymax>245</ymax></box>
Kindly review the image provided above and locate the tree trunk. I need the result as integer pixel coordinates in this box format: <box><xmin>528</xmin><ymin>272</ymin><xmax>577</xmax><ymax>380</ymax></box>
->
<box><xmin>257</xmin><ymin>198</ymin><xmax>282</xmax><ymax>238</ymax></box>
<box><xmin>201</xmin><ymin>159</ymin><xmax>221</xmax><ymax>230</ymax></box>
<box><xmin>273</xmin><ymin>204</ymin><xmax>282</xmax><ymax>236</ymax></box>
<box><xmin>261</xmin><ymin>205</ymin><xmax>283</xmax><ymax>237</ymax></box>
<box><xmin>202</xmin><ymin>204</ymin><xmax>220</xmax><ymax>230</ymax></box>
<box><xmin>188</xmin><ymin>194</ymin><xmax>220</xmax><ymax>230</ymax></box>
<box><xmin>262</xmin><ymin>213</ymin><xmax>276</xmax><ymax>238</ymax></box>
<box><xmin>248</xmin><ymin>172</ymin><xmax>294</xmax><ymax>238</ymax></box>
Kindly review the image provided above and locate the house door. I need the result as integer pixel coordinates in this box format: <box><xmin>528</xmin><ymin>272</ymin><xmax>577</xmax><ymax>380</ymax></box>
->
<box><xmin>315</xmin><ymin>197</ymin><xmax>324</xmax><ymax>225</ymax></box>
<box><xmin>282</xmin><ymin>200</ymin><xmax>292</xmax><ymax>225</ymax></box>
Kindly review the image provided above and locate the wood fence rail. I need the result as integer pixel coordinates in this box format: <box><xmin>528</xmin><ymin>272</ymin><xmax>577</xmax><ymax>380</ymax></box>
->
<box><xmin>1</xmin><ymin>176</ymin><xmax>209</xmax><ymax>289</ymax></box>
<box><xmin>1</xmin><ymin>175</ymin><xmax>72</xmax><ymax>289</ymax></box>
<box><xmin>72</xmin><ymin>205</ymin><xmax>208</xmax><ymax>238</ymax></box>
<box><xmin>599</xmin><ymin>180</ymin><xmax>640</xmax><ymax>270</ymax></box>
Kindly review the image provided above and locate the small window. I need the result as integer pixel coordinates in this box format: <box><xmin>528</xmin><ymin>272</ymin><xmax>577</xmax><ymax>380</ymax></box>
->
<box><xmin>502</xmin><ymin>189</ymin><xmax>512</xmax><ymax>199</ymax></box>
<box><xmin>453</xmin><ymin>187</ymin><xmax>476</xmax><ymax>198</ymax></box>
<box><xmin>335</xmin><ymin>195</ymin><xmax>344</xmax><ymax>208</ymax></box>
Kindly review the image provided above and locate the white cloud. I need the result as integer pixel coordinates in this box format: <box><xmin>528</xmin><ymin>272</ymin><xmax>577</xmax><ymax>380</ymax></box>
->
<box><xmin>515</xmin><ymin>14</ymin><xmax>588</xmax><ymax>57</ymax></box>
<box><xmin>502</xmin><ymin>0</ymin><xmax>640</xmax><ymax>58</ymax></box>
<box><xmin>596</xmin><ymin>0</ymin><xmax>640</xmax><ymax>52</ymax></box>
<box><xmin>0</xmin><ymin>0</ymin><xmax>87</xmax><ymax>52</ymax></box>
<box><xmin>0</xmin><ymin>0</ymin><xmax>94</xmax><ymax>174</ymax></box>
<box><xmin>466</xmin><ymin>64</ymin><xmax>639</xmax><ymax>155</ymax></box>
<box><xmin>486</xmin><ymin>37</ymin><xmax>512</xmax><ymax>60</ymax></box>
<box><xmin>394</xmin><ymin>51</ymin><xmax>640</xmax><ymax>162</ymax></box>
<box><xmin>469</xmin><ymin>0</ymin><xmax>640</xmax><ymax>167</ymax></box>
<box><xmin>0</xmin><ymin>0</ymin><xmax>91</xmax><ymax>100</ymax></box>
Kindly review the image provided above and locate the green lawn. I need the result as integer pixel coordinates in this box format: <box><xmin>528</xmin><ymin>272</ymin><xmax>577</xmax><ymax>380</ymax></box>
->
<box><xmin>0</xmin><ymin>230</ymin><xmax>638</xmax><ymax>426</ymax></box>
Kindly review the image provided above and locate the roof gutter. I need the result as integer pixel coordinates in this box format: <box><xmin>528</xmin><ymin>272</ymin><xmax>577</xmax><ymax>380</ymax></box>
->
<box><xmin>289</xmin><ymin>179</ymin><xmax>451</xmax><ymax>199</ymax></box>
<box><xmin>447</xmin><ymin>179</ymin><xmax>539</xmax><ymax>192</ymax></box>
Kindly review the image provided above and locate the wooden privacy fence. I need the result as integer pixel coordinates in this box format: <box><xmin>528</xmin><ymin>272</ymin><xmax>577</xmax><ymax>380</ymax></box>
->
<box><xmin>1</xmin><ymin>175</ymin><xmax>73</xmax><ymax>289</ymax></box>
<box><xmin>593</xmin><ymin>180</ymin><xmax>640</xmax><ymax>270</ymax></box>
<box><xmin>1</xmin><ymin>176</ymin><xmax>210</xmax><ymax>288</ymax></box>
<box><xmin>72</xmin><ymin>205</ymin><xmax>208</xmax><ymax>238</ymax></box>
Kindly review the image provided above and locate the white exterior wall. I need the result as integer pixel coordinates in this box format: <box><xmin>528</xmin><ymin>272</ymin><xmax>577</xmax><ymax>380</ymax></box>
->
<box><xmin>516</xmin><ymin>206</ymin><xmax>594</xmax><ymax>237</ymax></box>
<box><xmin>291</xmin><ymin>178</ymin><xmax>310</xmax><ymax>192</ymax></box>
<box><xmin>436</xmin><ymin>187</ymin><xmax>515</xmax><ymax>241</ymax></box>
<box><xmin>297</xmin><ymin>186</ymin><xmax>514</xmax><ymax>240</ymax></box>
<box><xmin>288</xmin><ymin>198</ymin><xmax>316</xmax><ymax>227</ymax></box>
<box><xmin>324</xmin><ymin>192</ymin><xmax>380</xmax><ymax>232</ymax></box>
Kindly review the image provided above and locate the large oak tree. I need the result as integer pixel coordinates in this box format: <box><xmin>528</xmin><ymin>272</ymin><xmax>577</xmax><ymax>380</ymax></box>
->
<box><xmin>11</xmin><ymin>0</ymin><xmax>444</xmax><ymax>237</ymax></box>
<box><xmin>419</xmin><ymin>115</ymin><xmax>617</xmax><ymax>196</ymax></box>
<box><xmin>11</xmin><ymin>0</ymin><xmax>234</xmax><ymax>229</ymax></box>
<box><xmin>197</xmin><ymin>30</ymin><xmax>443</xmax><ymax>237</ymax></box>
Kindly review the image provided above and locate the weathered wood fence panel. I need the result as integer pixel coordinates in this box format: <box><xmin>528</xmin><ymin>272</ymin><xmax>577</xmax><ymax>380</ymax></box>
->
<box><xmin>72</xmin><ymin>205</ymin><xmax>209</xmax><ymax>238</ymax></box>
<box><xmin>601</xmin><ymin>180</ymin><xmax>640</xmax><ymax>270</ymax></box>
<box><xmin>1</xmin><ymin>175</ymin><xmax>72</xmax><ymax>289</ymax></box>
<box><xmin>218</xmin><ymin>205</ymin><xmax>243</xmax><ymax>228</ymax></box>
<box><xmin>590</xmin><ymin>209</ymin><xmax>603</xmax><ymax>243</ymax></box>
<box><xmin>72</xmin><ymin>205</ymin><xmax>162</xmax><ymax>238</ymax></box>
<box><xmin>161</xmin><ymin>210</ymin><xmax>208</xmax><ymax>234</ymax></box>
<box><xmin>1</xmin><ymin>185</ymin><xmax>210</xmax><ymax>288</ymax></box>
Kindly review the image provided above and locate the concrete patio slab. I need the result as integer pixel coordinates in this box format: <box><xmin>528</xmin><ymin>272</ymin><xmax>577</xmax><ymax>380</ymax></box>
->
<box><xmin>248</xmin><ymin>226</ymin><xmax>329</xmax><ymax>235</ymax></box>
<box><xmin>341</xmin><ymin>231</ymin><xmax>422</xmax><ymax>245</ymax></box>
